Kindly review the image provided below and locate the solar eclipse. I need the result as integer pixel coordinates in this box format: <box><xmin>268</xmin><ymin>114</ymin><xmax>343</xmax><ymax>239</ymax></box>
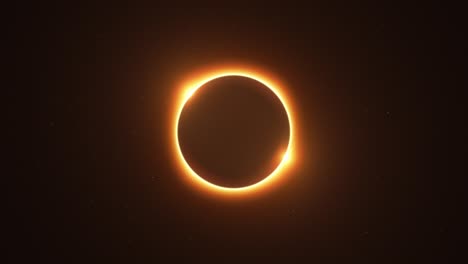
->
<box><xmin>172</xmin><ymin>67</ymin><xmax>296</xmax><ymax>196</ymax></box>
<box><xmin>28</xmin><ymin>5</ymin><xmax>445</xmax><ymax>260</ymax></box>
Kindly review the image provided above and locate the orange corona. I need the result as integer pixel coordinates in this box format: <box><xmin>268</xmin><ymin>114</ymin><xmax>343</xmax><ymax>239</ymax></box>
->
<box><xmin>171</xmin><ymin>65</ymin><xmax>297</xmax><ymax>196</ymax></box>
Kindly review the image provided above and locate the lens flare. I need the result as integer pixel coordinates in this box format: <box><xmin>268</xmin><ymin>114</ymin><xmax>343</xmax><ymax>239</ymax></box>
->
<box><xmin>171</xmin><ymin>65</ymin><xmax>297</xmax><ymax>196</ymax></box>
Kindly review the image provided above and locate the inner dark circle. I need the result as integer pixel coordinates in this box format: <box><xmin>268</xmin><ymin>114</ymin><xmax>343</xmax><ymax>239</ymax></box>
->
<box><xmin>177</xmin><ymin>76</ymin><xmax>290</xmax><ymax>188</ymax></box>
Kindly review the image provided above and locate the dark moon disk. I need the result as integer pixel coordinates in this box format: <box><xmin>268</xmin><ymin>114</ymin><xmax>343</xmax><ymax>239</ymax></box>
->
<box><xmin>177</xmin><ymin>76</ymin><xmax>290</xmax><ymax>188</ymax></box>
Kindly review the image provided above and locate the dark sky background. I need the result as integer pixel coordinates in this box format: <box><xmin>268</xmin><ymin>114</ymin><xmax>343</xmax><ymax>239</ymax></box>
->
<box><xmin>10</xmin><ymin>3</ymin><xmax>462</xmax><ymax>262</ymax></box>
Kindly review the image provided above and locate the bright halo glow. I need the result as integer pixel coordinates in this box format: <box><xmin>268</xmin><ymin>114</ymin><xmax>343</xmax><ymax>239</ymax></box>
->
<box><xmin>172</xmin><ymin>66</ymin><xmax>296</xmax><ymax>196</ymax></box>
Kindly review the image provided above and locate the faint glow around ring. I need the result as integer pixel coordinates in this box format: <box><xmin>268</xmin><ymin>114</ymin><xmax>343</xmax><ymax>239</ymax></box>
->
<box><xmin>173</xmin><ymin>67</ymin><xmax>296</xmax><ymax>196</ymax></box>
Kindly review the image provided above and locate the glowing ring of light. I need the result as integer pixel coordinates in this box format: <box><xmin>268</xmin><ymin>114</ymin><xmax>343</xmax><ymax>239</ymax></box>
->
<box><xmin>172</xmin><ymin>67</ymin><xmax>295</xmax><ymax>196</ymax></box>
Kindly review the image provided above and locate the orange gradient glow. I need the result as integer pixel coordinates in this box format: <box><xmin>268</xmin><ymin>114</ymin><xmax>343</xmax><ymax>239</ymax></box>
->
<box><xmin>171</xmin><ymin>65</ymin><xmax>297</xmax><ymax>197</ymax></box>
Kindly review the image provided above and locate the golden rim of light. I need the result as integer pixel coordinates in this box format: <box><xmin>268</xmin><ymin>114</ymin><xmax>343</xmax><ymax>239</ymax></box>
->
<box><xmin>172</xmin><ymin>67</ymin><xmax>296</xmax><ymax>196</ymax></box>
